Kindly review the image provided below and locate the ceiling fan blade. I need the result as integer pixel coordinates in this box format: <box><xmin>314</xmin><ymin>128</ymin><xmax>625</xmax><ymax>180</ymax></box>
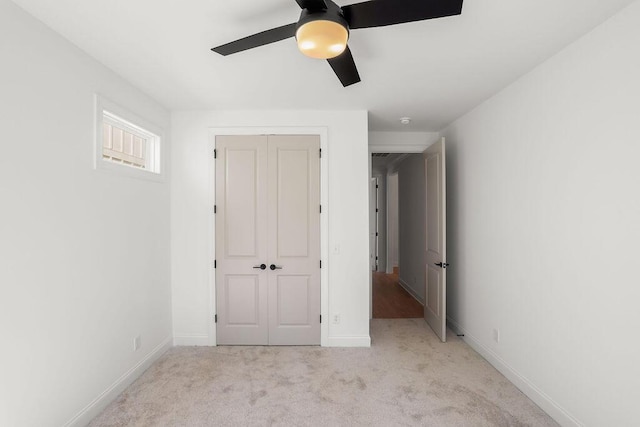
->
<box><xmin>327</xmin><ymin>46</ymin><xmax>361</xmax><ymax>87</ymax></box>
<box><xmin>295</xmin><ymin>0</ymin><xmax>328</xmax><ymax>11</ymax></box>
<box><xmin>342</xmin><ymin>0</ymin><xmax>463</xmax><ymax>29</ymax></box>
<box><xmin>212</xmin><ymin>23</ymin><xmax>297</xmax><ymax>56</ymax></box>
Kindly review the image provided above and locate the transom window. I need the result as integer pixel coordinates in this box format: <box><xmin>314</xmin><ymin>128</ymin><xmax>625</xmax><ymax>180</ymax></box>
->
<box><xmin>102</xmin><ymin>112</ymin><xmax>159</xmax><ymax>172</ymax></box>
<box><xmin>94</xmin><ymin>95</ymin><xmax>163</xmax><ymax>179</ymax></box>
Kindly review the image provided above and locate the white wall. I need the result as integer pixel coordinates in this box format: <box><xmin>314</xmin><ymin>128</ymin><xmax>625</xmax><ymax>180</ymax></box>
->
<box><xmin>397</xmin><ymin>155</ymin><xmax>426</xmax><ymax>303</ymax></box>
<box><xmin>441</xmin><ymin>2</ymin><xmax>640</xmax><ymax>425</ymax></box>
<box><xmin>369</xmin><ymin>131</ymin><xmax>439</xmax><ymax>151</ymax></box>
<box><xmin>387</xmin><ymin>173</ymin><xmax>399</xmax><ymax>273</ymax></box>
<box><xmin>0</xmin><ymin>2</ymin><xmax>172</xmax><ymax>426</ymax></box>
<box><xmin>171</xmin><ymin>110</ymin><xmax>370</xmax><ymax>347</ymax></box>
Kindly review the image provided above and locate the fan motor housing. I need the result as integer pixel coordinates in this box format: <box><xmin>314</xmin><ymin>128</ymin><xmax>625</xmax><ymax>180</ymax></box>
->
<box><xmin>296</xmin><ymin>4</ymin><xmax>350</xmax><ymax>35</ymax></box>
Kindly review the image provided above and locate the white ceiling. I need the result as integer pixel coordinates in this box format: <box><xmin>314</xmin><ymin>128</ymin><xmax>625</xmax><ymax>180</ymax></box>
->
<box><xmin>11</xmin><ymin>0</ymin><xmax>634</xmax><ymax>131</ymax></box>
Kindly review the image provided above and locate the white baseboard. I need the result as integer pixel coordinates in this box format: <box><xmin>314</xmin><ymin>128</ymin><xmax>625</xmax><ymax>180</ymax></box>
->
<box><xmin>175</xmin><ymin>334</ymin><xmax>373</xmax><ymax>347</ymax></box>
<box><xmin>173</xmin><ymin>334</ymin><xmax>210</xmax><ymax>346</ymax></box>
<box><xmin>324</xmin><ymin>335</ymin><xmax>371</xmax><ymax>347</ymax></box>
<box><xmin>446</xmin><ymin>317</ymin><xmax>581</xmax><ymax>427</ymax></box>
<box><xmin>398</xmin><ymin>278</ymin><xmax>425</xmax><ymax>306</ymax></box>
<box><xmin>64</xmin><ymin>336</ymin><xmax>172</xmax><ymax>427</ymax></box>
<box><xmin>173</xmin><ymin>335</ymin><xmax>370</xmax><ymax>347</ymax></box>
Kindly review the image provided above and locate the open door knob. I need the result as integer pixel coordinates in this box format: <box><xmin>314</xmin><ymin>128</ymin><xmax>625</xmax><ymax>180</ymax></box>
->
<box><xmin>434</xmin><ymin>262</ymin><xmax>450</xmax><ymax>269</ymax></box>
<box><xmin>270</xmin><ymin>264</ymin><xmax>283</xmax><ymax>270</ymax></box>
<box><xmin>253</xmin><ymin>264</ymin><xmax>267</xmax><ymax>270</ymax></box>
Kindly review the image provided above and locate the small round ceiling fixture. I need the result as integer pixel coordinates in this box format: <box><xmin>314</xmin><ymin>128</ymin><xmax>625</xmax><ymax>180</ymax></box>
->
<box><xmin>400</xmin><ymin>117</ymin><xmax>411</xmax><ymax>125</ymax></box>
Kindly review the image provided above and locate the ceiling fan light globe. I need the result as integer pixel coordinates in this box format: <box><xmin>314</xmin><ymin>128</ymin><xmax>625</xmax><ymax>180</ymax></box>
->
<box><xmin>296</xmin><ymin>19</ymin><xmax>348</xmax><ymax>59</ymax></box>
<box><xmin>329</xmin><ymin>43</ymin><xmax>346</xmax><ymax>54</ymax></box>
<box><xmin>300</xmin><ymin>40</ymin><xmax>317</xmax><ymax>51</ymax></box>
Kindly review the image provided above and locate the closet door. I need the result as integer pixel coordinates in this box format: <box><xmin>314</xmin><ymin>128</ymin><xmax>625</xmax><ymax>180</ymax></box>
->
<box><xmin>215</xmin><ymin>134</ymin><xmax>321</xmax><ymax>346</ymax></box>
<box><xmin>215</xmin><ymin>135</ymin><xmax>269</xmax><ymax>345</ymax></box>
<box><xmin>267</xmin><ymin>135</ymin><xmax>321</xmax><ymax>345</ymax></box>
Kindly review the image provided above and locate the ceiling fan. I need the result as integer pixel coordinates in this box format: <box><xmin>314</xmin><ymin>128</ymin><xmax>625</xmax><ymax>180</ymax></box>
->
<box><xmin>211</xmin><ymin>0</ymin><xmax>464</xmax><ymax>87</ymax></box>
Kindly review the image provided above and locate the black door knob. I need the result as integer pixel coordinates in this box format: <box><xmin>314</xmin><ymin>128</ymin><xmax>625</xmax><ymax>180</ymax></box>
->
<box><xmin>434</xmin><ymin>262</ymin><xmax>450</xmax><ymax>268</ymax></box>
<box><xmin>270</xmin><ymin>264</ymin><xmax>283</xmax><ymax>270</ymax></box>
<box><xmin>253</xmin><ymin>264</ymin><xmax>267</xmax><ymax>270</ymax></box>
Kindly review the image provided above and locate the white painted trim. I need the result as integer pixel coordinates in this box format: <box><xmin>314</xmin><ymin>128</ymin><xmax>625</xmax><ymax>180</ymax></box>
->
<box><xmin>207</xmin><ymin>148</ymin><xmax>217</xmax><ymax>347</ymax></box>
<box><xmin>369</xmin><ymin>144</ymin><xmax>431</xmax><ymax>153</ymax></box>
<box><xmin>63</xmin><ymin>336</ymin><xmax>172</xmax><ymax>427</ymax></box>
<box><xmin>325</xmin><ymin>335</ymin><xmax>371</xmax><ymax>347</ymax></box>
<box><xmin>173</xmin><ymin>335</ymin><xmax>210</xmax><ymax>346</ymax></box>
<box><xmin>207</xmin><ymin>127</ymin><xmax>330</xmax><ymax>346</ymax></box>
<box><xmin>398</xmin><ymin>278</ymin><xmax>425</xmax><ymax>306</ymax></box>
<box><xmin>446</xmin><ymin>317</ymin><xmax>582</xmax><ymax>427</ymax></box>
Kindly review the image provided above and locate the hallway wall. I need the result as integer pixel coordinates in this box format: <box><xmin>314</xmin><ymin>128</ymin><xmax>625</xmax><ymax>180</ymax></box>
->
<box><xmin>387</xmin><ymin>174</ymin><xmax>399</xmax><ymax>273</ymax></box>
<box><xmin>397</xmin><ymin>154</ymin><xmax>426</xmax><ymax>304</ymax></box>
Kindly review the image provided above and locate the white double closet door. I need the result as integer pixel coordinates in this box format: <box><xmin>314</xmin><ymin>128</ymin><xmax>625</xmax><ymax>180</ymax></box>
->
<box><xmin>215</xmin><ymin>135</ymin><xmax>321</xmax><ymax>345</ymax></box>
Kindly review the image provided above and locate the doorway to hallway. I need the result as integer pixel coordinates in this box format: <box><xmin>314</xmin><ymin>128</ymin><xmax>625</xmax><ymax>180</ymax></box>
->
<box><xmin>370</xmin><ymin>152</ymin><xmax>424</xmax><ymax>319</ymax></box>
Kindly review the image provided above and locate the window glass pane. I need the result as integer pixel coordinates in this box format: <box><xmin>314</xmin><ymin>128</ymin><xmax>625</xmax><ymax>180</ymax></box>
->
<box><xmin>112</xmin><ymin>127</ymin><xmax>124</xmax><ymax>153</ymax></box>
<box><xmin>103</xmin><ymin>123</ymin><xmax>113</xmax><ymax>149</ymax></box>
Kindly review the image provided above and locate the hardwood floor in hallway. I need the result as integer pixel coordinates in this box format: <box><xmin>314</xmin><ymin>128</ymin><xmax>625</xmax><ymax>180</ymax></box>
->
<box><xmin>372</xmin><ymin>271</ymin><xmax>423</xmax><ymax>318</ymax></box>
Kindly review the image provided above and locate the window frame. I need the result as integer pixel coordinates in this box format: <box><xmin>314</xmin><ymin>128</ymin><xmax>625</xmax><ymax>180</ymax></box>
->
<box><xmin>94</xmin><ymin>94</ymin><xmax>165</xmax><ymax>181</ymax></box>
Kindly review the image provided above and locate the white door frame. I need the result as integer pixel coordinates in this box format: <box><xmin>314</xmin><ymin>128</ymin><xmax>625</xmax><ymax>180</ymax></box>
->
<box><xmin>368</xmin><ymin>143</ymin><xmax>433</xmax><ymax>319</ymax></box>
<box><xmin>209</xmin><ymin>127</ymin><xmax>329</xmax><ymax>346</ymax></box>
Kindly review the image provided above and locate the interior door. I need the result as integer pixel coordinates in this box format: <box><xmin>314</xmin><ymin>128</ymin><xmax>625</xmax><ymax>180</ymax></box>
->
<box><xmin>369</xmin><ymin>178</ymin><xmax>377</xmax><ymax>272</ymax></box>
<box><xmin>267</xmin><ymin>135</ymin><xmax>321</xmax><ymax>345</ymax></box>
<box><xmin>424</xmin><ymin>138</ymin><xmax>447</xmax><ymax>342</ymax></box>
<box><xmin>216</xmin><ymin>135</ymin><xmax>269</xmax><ymax>345</ymax></box>
<box><xmin>216</xmin><ymin>135</ymin><xmax>321</xmax><ymax>346</ymax></box>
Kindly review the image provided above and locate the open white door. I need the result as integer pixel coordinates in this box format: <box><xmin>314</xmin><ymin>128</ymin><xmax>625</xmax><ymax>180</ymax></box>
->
<box><xmin>424</xmin><ymin>138</ymin><xmax>447</xmax><ymax>342</ymax></box>
<box><xmin>369</xmin><ymin>177</ymin><xmax>377</xmax><ymax>272</ymax></box>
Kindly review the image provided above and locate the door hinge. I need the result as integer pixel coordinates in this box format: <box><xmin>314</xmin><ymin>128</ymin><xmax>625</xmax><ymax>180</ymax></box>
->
<box><xmin>214</xmin><ymin>149</ymin><xmax>217</xmax><ymax>159</ymax></box>
<box><xmin>376</xmin><ymin>184</ymin><xmax>379</xmax><ymax>189</ymax></box>
<box><xmin>214</xmin><ymin>205</ymin><xmax>217</xmax><ymax>214</ymax></box>
<box><xmin>214</xmin><ymin>314</ymin><xmax>218</xmax><ymax>323</ymax></box>
<box><xmin>319</xmin><ymin>205</ymin><xmax>322</xmax><ymax>213</ymax></box>
<box><xmin>319</xmin><ymin>148</ymin><xmax>322</xmax><ymax>158</ymax></box>
<box><xmin>214</xmin><ymin>260</ymin><xmax>217</xmax><ymax>268</ymax></box>
<box><xmin>375</xmin><ymin>232</ymin><xmax>378</xmax><ymax>237</ymax></box>
<box><xmin>319</xmin><ymin>260</ymin><xmax>322</xmax><ymax>269</ymax></box>
<box><xmin>376</xmin><ymin>208</ymin><xmax>379</xmax><ymax>213</ymax></box>
<box><xmin>320</xmin><ymin>315</ymin><xmax>322</xmax><ymax>323</ymax></box>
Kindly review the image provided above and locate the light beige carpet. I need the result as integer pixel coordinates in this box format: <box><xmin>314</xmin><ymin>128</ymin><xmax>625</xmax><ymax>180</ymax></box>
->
<box><xmin>90</xmin><ymin>319</ymin><xmax>558</xmax><ymax>426</ymax></box>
